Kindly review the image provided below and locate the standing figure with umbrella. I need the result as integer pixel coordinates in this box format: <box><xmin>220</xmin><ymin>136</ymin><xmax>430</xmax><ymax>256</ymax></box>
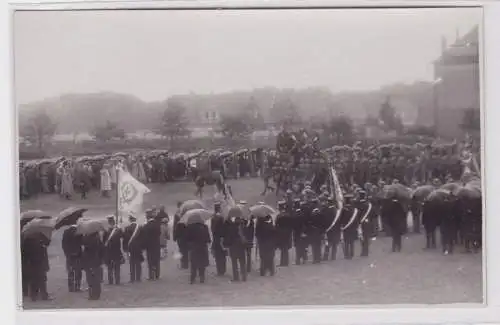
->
<box><xmin>255</xmin><ymin>214</ymin><xmax>276</xmax><ymax>276</ymax></box>
<box><xmin>20</xmin><ymin>210</ymin><xmax>51</xmax><ymax>298</ymax></box>
<box><xmin>182</xmin><ymin>209</ymin><xmax>212</xmax><ymax>284</ymax></box>
<box><xmin>210</xmin><ymin>202</ymin><xmax>227</xmax><ymax>276</ymax></box>
<box><xmin>57</xmin><ymin>207</ymin><xmax>87</xmax><ymax>292</ymax></box>
<box><xmin>103</xmin><ymin>216</ymin><xmax>124</xmax><ymax>285</ymax></box>
<box><xmin>78</xmin><ymin>220</ymin><xmax>107</xmax><ymax>301</ymax></box>
<box><xmin>275</xmin><ymin>201</ymin><xmax>293</xmax><ymax>267</ymax></box>
<box><xmin>122</xmin><ymin>215</ymin><xmax>144</xmax><ymax>282</ymax></box>
<box><xmin>224</xmin><ymin>206</ymin><xmax>248</xmax><ymax>282</ymax></box>
<box><xmin>22</xmin><ymin>218</ymin><xmax>54</xmax><ymax>301</ymax></box>
<box><xmin>381</xmin><ymin>198</ymin><xmax>407</xmax><ymax>252</ymax></box>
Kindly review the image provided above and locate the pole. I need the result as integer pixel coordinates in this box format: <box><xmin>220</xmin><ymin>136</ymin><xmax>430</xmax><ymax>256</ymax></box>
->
<box><xmin>116</xmin><ymin>163</ymin><xmax>121</xmax><ymax>224</ymax></box>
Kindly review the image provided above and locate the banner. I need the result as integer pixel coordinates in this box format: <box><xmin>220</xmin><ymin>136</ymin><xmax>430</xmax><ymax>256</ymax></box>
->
<box><xmin>330</xmin><ymin>166</ymin><xmax>344</xmax><ymax>210</ymax></box>
<box><xmin>117</xmin><ymin>169</ymin><xmax>151</xmax><ymax>218</ymax></box>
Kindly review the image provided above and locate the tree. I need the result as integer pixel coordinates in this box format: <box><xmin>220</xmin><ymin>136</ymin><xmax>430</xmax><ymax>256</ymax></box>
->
<box><xmin>91</xmin><ymin>120</ymin><xmax>126</xmax><ymax>142</ymax></box>
<box><xmin>322</xmin><ymin>115</ymin><xmax>354</xmax><ymax>144</ymax></box>
<box><xmin>379</xmin><ymin>97</ymin><xmax>403</xmax><ymax>134</ymax></box>
<box><xmin>245</xmin><ymin>97</ymin><xmax>266</xmax><ymax>130</ymax></box>
<box><xmin>217</xmin><ymin>112</ymin><xmax>254</xmax><ymax>139</ymax></box>
<box><xmin>460</xmin><ymin>108</ymin><xmax>480</xmax><ymax>133</ymax></box>
<box><xmin>19</xmin><ymin>110</ymin><xmax>57</xmax><ymax>152</ymax></box>
<box><xmin>155</xmin><ymin>100</ymin><xmax>191</xmax><ymax>142</ymax></box>
<box><xmin>405</xmin><ymin>125</ymin><xmax>435</xmax><ymax>137</ymax></box>
<box><xmin>271</xmin><ymin>97</ymin><xmax>302</xmax><ymax>127</ymax></box>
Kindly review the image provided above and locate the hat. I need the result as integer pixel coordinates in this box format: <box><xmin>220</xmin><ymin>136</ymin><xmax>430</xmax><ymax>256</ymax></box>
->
<box><xmin>145</xmin><ymin>210</ymin><xmax>155</xmax><ymax>219</ymax></box>
<box><xmin>257</xmin><ymin>201</ymin><xmax>265</xmax><ymax>205</ymax></box>
<box><xmin>214</xmin><ymin>202</ymin><xmax>222</xmax><ymax>207</ymax></box>
<box><xmin>293</xmin><ymin>198</ymin><xmax>301</xmax><ymax>203</ymax></box>
<box><xmin>286</xmin><ymin>189</ymin><xmax>293</xmax><ymax>195</ymax></box>
<box><xmin>238</xmin><ymin>200</ymin><xmax>247</xmax><ymax>205</ymax></box>
<box><xmin>327</xmin><ymin>196</ymin><xmax>335</xmax><ymax>203</ymax></box>
<box><xmin>106</xmin><ymin>215</ymin><xmax>115</xmax><ymax>222</ymax></box>
<box><xmin>278</xmin><ymin>201</ymin><xmax>286</xmax><ymax>208</ymax></box>
<box><xmin>129</xmin><ymin>215</ymin><xmax>137</xmax><ymax>222</ymax></box>
<box><xmin>312</xmin><ymin>208</ymin><xmax>321</xmax><ymax>214</ymax></box>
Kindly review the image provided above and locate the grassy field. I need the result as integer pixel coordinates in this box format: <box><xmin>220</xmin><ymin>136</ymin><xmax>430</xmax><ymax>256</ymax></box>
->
<box><xmin>20</xmin><ymin>178</ymin><xmax>483</xmax><ymax>309</ymax></box>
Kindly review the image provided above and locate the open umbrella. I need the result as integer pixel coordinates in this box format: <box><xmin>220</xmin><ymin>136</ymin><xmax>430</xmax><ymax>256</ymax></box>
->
<box><xmin>179</xmin><ymin>200</ymin><xmax>206</xmax><ymax>216</ymax></box>
<box><xmin>454</xmin><ymin>186</ymin><xmax>481</xmax><ymax>200</ymax></box>
<box><xmin>383</xmin><ymin>184</ymin><xmax>412</xmax><ymax>200</ymax></box>
<box><xmin>249</xmin><ymin>204</ymin><xmax>277</xmax><ymax>219</ymax></box>
<box><xmin>179</xmin><ymin>208</ymin><xmax>212</xmax><ymax>225</ymax></box>
<box><xmin>426</xmin><ymin>189</ymin><xmax>451</xmax><ymax>202</ymax></box>
<box><xmin>227</xmin><ymin>204</ymin><xmax>251</xmax><ymax>220</ymax></box>
<box><xmin>411</xmin><ymin>185</ymin><xmax>435</xmax><ymax>201</ymax></box>
<box><xmin>466</xmin><ymin>179</ymin><xmax>481</xmax><ymax>192</ymax></box>
<box><xmin>440</xmin><ymin>182</ymin><xmax>461</xmax><ymax>193</ymax></box>
<box><xmin>20</xmin><ymin>210</ymin><xmax>51</xmax><ymax>228</ymax></box>
<box><xmin>22</xmin><ymin>218</ymin><xmax>54</xmax><ymax>240</ymax></box>
<box><xmin>75</xmin><ymin>219</ymin><xmax>110</xmax><ymax>236</ymax></box>
<box><xmin>54</xmin><ymin>207</ymin><xmax>88</xmax><ymax>230</ymax></box>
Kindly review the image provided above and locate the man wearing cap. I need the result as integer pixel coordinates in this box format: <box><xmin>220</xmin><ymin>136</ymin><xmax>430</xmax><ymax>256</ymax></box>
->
<box><xmin>123</xmin><ymin>215</ymin><xmax>144</xmax><ymax>282</ymax></box>
<box><xmin>275</xmin><ymin>201</ymin><xmax>293</xmax><ymax>267</ymax></box>
<box><xmin>306</xmin><ymin>207</ymin><xmax>324</xmax><ymax>264</ymax></box>
<box><xmin>210</xmin><ymin>202</ymin><xmax>227</xmax><ymax>276</ymax></box>
<box><xmin>292</xmin><ymin>199</ymin><xmax>307</xmax><ymax>265</ymax></box>
<box><xmin>255</xmin><ymin>214</ymin><xmax>276</xmax><ymax>276</ymax></box>
<box><xmin>355</xmin><ymin>191</ymin><xmax>374</xmax><ymax>257</ymax></box>
<box><xmin>103</xmin><ymin>216</ymin><xmax>124</xmax><ymax>285</ymax></box>
<box><xmin>223</xmin><ymin>215</ymin><xmax>247</xmax><ymax>282</ymax></box>
<box><xmin>340</xmin><ymin>194</ymin><xmax>358</xmax><ymax>260</ymax></box>
<box><xmin>323</xmin><ymin>196</ymin><xmax>341</xmax><ymax>261</ymax></box>
<box><xmin>143</xmin><ymin>209</ymin><xmax>162</xmax><ymax>280</ymax></box>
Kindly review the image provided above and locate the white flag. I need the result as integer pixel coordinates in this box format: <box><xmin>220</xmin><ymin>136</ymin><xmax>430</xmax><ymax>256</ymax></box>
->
<box><xmin>117</xmin><ymin>170</ymin><xmax>151</xmax><ymax>217</ymax></box>
<box><xmin>330</xmin><ymin>167</ymin><xmax>344</xmax><ymax>210</ymax></box>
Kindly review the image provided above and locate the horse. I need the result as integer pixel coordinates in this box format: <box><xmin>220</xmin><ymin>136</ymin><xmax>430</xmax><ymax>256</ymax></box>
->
<box><xmin>194</xmin><ymin>169</ymin><xmax>229</xmax><ymax>199</ymax></box>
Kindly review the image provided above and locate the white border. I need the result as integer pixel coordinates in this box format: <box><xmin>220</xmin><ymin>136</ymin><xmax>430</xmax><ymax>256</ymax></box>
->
<box><xmin>2</xmin><ymin>1</ymin><xmax>499</xmax><ymax>324</ymax></box>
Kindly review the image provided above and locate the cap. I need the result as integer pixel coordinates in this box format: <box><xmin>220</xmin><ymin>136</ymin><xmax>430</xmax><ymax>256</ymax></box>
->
<box><xmin>128</xmin><ymin>215</ymin><xmax>137</xmax><ymax>222</ymax></box>
<box><xmin>327</xmin><ymin>196</ymin><xmax>335</xmax><ymax>203</ymax></box>
<box><xmin>257</xmin><ymin>201</ymin><xmax>265</xmax><ymax>205</ymax></box>
<box><xmin>214</xmin><ymin>202</ymin><xmax>222</xmax><ymax>207</ymax></box>
<box><xmin>293</xmin><ymin>198</ymin><xmax>301</xmax><ymax>203</ymax></box>
<box><xmin>312</xmin><ymin>208</ymin><xmax>321</xmax><ymax>214</ymax></box>
<box><xmin>286</xmin><ymin>189</ymin><xmax>293</xmax><ymax>195</ymax></box>
<box><xmin>238</xmin><ymin>200</ymin><xmax>247</xmax><ymax>205</ymax></box>
<box><xmin>278</xmin><ymin>201</ymin><xmax>286</xmax><ymax>208</ymax></box>
<box><xmin>106</xmin><ymin>215</ymin><xmax>115</xmax><ymax>222</ymax></box>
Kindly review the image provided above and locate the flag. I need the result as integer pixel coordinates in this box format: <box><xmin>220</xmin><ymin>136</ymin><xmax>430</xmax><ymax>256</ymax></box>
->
<box><xmin>117</xmin><ymin>169</ymin><xmax>151</xmax><ymax>218</ymax></box>
<box><xmin>330</xmin><ymin>167</ymin><xmax>344</xmax><ymax>210</ymax></box>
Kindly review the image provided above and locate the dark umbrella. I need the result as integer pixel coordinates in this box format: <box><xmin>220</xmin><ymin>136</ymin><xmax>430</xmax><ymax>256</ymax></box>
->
<box><xmin>20</xmin><ymin>210</ymin><xmax>51</xmax><ymax>228</ymax></box>
<box><xmin>412</xmin><ymin>185</ymin><xmax>435</xmax><ymax>201</ymax></box>
<box><xmin>426</xmin><ymin>189</ymin><xmax>451</xmax><ymax>202</ymax></box>
<box><xmin>454</xmin><ymin>186</ymin><xmax>481</xmax><ymax>199</ymax></box>
<box><xmin>54</xmin><ymin>207</ymin><xmax>88</xmax><ymax>230</ymax></box>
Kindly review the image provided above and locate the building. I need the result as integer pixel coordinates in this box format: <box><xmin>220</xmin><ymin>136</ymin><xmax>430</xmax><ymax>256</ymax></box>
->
<box><xmin>433</xmin><ymin>26</ymin><xmax>480</xmax><ymax>138</ymax></box>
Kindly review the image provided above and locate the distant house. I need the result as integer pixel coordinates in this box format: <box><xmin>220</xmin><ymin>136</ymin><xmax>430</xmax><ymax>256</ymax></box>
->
<box><xmin>433</xmin><ymin>26</ymin><xmax>480</xmax><ymax>138</ymax></box>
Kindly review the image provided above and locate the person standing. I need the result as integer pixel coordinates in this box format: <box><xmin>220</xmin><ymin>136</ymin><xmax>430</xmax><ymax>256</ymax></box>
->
<box><xmin>185</xmin><ymin>222</ymin><xmax>211</xmax><ymax>284</ymax></box>
<box><xmin>340</xmin><ymin>195</ymin><xmax>358</xmax><ymax>260</ymax></box>
<box><xmin>292</xmin><ymin>200</ymin><xmax>308</xmax><ymax>265</ymax></box>
<box><xmin>243</xmin><ymin>216</ymin><xmax>255</xmax><ymax>272</ymax></box>
<box><xmin>82</xmin><ymin>232</ymin><xmax>105</xmax><ymax>300</ymax></box>
<box><xmin>255</xmin><ymin>215</ymin><xmax>276</xmax><ymax>276</ymax></box>
<box><xmin>382</xmin><ymin>198</ymin><xmax>406</xmax><ymax>252</ymax></box>
<box><xmin>123</xmin><ymin>215</ymin><xmax>144</xmax><ymax>282</ymax></box>
<box><xmin>143</xmin><ymin>210</ymin><xmax>162</xmax><ymax>280</ymax></box>
<box><xmin>62</xmin><ymin>224</ymin><xmax>83</xmax><ymax>292</ymax></box>
<box><xmin>323</xmin><ymin>197</ymin><xmax>342</xmax><ymax>261</ymax></box>
<box><xmin>211</xmin><ymin>202</ymin><xmax>227</xmax><ymax>276</ymax></box>
<box><xmin>223</xmin><ymin>216</ymin><xmax>247</xmax><ymax>282</ymax></box>
<box><xmin>103</xmin><ymin>216</ymin><xmax>124</xmax><ymax>285</ymax></box>
<box><xmin>275</xmin><ymin>201</ymin><xmax>293</xmax><ymax>267</ymax></box>
<box><xmin>173</xmin><ymin>202</ymin><xmax>189</xmax><ymax>269</ymax></box>
<box><xmin>23</xmin><ymin>233</ymin><xmax>52</xmax><ymax>301</ymax></box>
<box><xmin>355</xmin><ymin>191</ymin><xmax>374</xmax><ymax>257</ymax></box>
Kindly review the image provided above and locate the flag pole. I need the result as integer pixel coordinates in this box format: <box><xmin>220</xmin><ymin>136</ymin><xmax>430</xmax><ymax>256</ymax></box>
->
<box><xmin>116</xmin><ymin>162</ymin><xmax>121</xmax><ymax>224</ymax></box>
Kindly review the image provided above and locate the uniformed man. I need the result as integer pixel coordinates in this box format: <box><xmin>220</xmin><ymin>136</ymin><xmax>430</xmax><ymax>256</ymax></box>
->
<box><xmin>275</xmin><ymin>201</ymin><xmax>293</xmax><ymax>266</ymax></box>
<box><xmin>323</xmin><ymin>196</ymin><xmax>341</xmax><ymax>261</ymax></box>
<box><xmin>292</xmin><ymin>199</ymin><xmax>307</xmax><ymax>265</ymax></box>
<box><xmin>103</xmin><ymin>216</ymin><xmax>124</xmax><ymax>285</ymax></box>
<box><xmin>255</xmin><ymin>214</ymin><xmax>276</xmax><ymax>276</ymax></box>
<box><xmin>122</xmin><ymin>215</ymin><xmax>144</xmax><ymax>282</ymax></box>
<box><xmin>381</xmin><ymin>198</ymin><xmax>406</xmax><ymax>252</ymax></box>
<box><xmin>340</xmin><ymin>194</ymin><xmax>358</xmax><ymax>260</ymax></box>
<box><xmin>82</xmin><ymin>231</ymin><xmax>104</xmax><ymax>300</ymax></box>
<box><xmin>210</xmin><ymin>202</ymin><xmax>227</xmax><ymax>276</ymax></box>
<box><xmin>355</xmin><ymin>191</ymin><xmax>374</xmax><ymax>257</ymax></box>
<box><xmin>143</xmin><ymin>210</ymin><xmax>162</xmax><ymax>280</ymax></box>
<box><xmin>223</xmin><ymin>215</ymin><xmax>247</xmax><ymax>282</ymax></box>
<box><xmin>62</xmin><ymin>223</ymin><xmax>83</xmax><ymax>292</ymax></box>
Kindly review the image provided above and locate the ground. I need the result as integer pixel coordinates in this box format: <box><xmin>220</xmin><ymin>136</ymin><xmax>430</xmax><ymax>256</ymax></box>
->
<box><xmin>20</xmin><ymin>178</ymin><xmax>483</xmax><ymax>309</ymax></box>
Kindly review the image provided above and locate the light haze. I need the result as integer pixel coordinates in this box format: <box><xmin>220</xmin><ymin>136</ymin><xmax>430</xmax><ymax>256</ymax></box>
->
<box><xmin>14</xmin><ymin>7</ymin><xmax>481</xmax><ymax>105</ymax></box>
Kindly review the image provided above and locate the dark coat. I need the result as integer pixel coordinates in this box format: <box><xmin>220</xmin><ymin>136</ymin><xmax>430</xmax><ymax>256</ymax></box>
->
<box><xmin>122</xmin><ymin>223</ymin><xmax>144</xmax><ymax>261</ymax></box>
<box><xmin>210</xmin><ymin>213</ymin><xmax>226</xmax><ymax>250</ymax></box>
<box><xmin>223</xmin><ymin>219</ymin><xmax>246</xmax><ymax>249</ymax></box>
<box><xmin>340</xmin><ymin>205</ymin><xmax>358</xmax><ymax>239</ymax></box>
<box><xmin>173</xmin><ymin>213</ymin><xmax>187</xmax><ymax>243</ymax></box>
<box><xmin>185</xmin><ymin>223</ymin><xmax>211</xmax><ymax>268</ymax></box>
<box><xmin>142</xmin><ymin>219</ymin><xmax>162</xmax><ymax>251</ymax></box>
<box><xmin>23</xmin><ymin>233</ymin><xmax>50</xmax><ymax>273</ymax></box>
<box><xmin>103</xmin><ymin>227</ymin><xmax>123</xmax><ymax>264</ymax></box>
<box><xmin>255</xmin><ymin>217</ymin><xmax>276</xmax><ymax>250</ymax></box>
<box><xmin>381</xmin><ymin>200</ymin><xmax>407</xmax><ymax>236</ymax></box>
<box><xmin>81</xmin><ymin>233</ymin><xmax>104</xmax><ymax>269</ymax></box>
<box><xmin>242</xmin><ymin>218</ymin><xmax>255</xmax><ymax>248</ymax></box>
<box><xmin>275</xmin><ymin>212</ymin><xmax>293</xmax><ymax>248</ymax></box>
<box><xmin>62</xmin><ymin>225</ymin><xmax>83</xmax><ymax>259</ymax></box>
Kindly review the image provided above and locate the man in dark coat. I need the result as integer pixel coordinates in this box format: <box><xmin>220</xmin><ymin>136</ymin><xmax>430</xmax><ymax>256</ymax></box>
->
<box><xmin>340</xmin><ymin>194</ymin><xmax>358</xmax><ymax>259</ymax></box>
<box><xmin>23</xmin><ymin>233</ymin><xmax>52</xmax><ymax>301</ymax></box>
<box><xmin>173</xmin><ymin>202</ymin><xmax>189</xmax><ymax>269</ymax></box>
<box><xmin>255</xmin><ymin>215</ymin><xmax>276</xmax><ymax>276</ymax></box>
<box><xmin>211</xmin><ymin>202</ymin><xmax>227</xmax><ymax>276</ymax></box>
<box><xmin>122</xmin><ymin>215</ymin><xmax>144</xmax><ymax>282</ymax></box>
<box><xmin>62</xmin><ymin>224</ymin><xmax>83</xmax><ymax>292</ymax></box>
<box><xmin>243</xmin><ymin>216</ymin><xmax>255</xmax><ymax>272</ymax></box>
<box><xmin>293</xmin><ymin>200</ymin><xmax>309</xmax><ymax>265</ymax></box>
<box><xmin>185</xmin><ymin>222</ymin><xmax>211</xmax><ymax>284</ymax></box>
<box><xmin>103</xmin><ymin>216</ymin><xmax>123</xmax><ymax>285</ymax></box>
<box><xmin>323</xmin><ymin>197</ymin><xmax>341</xmax><ymax>261</ymax></box>
<box><xmin>275</xmin><ymin>201</ymin><xmax>293</xmax><ymax>266</ymax></box>
<box><xmin>82</xmin><ymin>232</ymin><xmax>105</xmax><ymax>300</ymax></box>
<box><xmin>223</xmin><ymin>216</ymin><xmax>247</xmax><ymax>282</ymax></box>
<box><xmin>355</xmin><ymin>191</ymin><xmax>374</xmax><ymax>257</ymax></box>
<box><xmin>381</xmin><ymin>198</ymin><xmax>406</xmax><ymax>252</ymax></box>
<box><xmin>306</xmin><ymin>207</ymin><xmax>325</xmax><ymax>264</ymax></box>
<box><xmin>156</xmin><ymin>205</ymin><xmax>170</xmax><ymax>224</ymax></box>
<box><xmin>143</xmin><ymin>210</ymin><xmax>162</xmax><ymax>280</ymax></box>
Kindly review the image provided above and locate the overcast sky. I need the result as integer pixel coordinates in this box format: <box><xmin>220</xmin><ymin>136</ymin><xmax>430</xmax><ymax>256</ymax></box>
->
<box><xmin>14</xmin><ymin>7</ymin><xmax>481</xmax><ymax>105</ymax></box>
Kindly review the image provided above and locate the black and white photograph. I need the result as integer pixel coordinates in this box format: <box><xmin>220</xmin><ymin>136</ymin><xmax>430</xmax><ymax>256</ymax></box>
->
<box><xmin>14</xmin><ymin>5</ymin><xmax>484</xmax><ymax>310</ymax></box>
